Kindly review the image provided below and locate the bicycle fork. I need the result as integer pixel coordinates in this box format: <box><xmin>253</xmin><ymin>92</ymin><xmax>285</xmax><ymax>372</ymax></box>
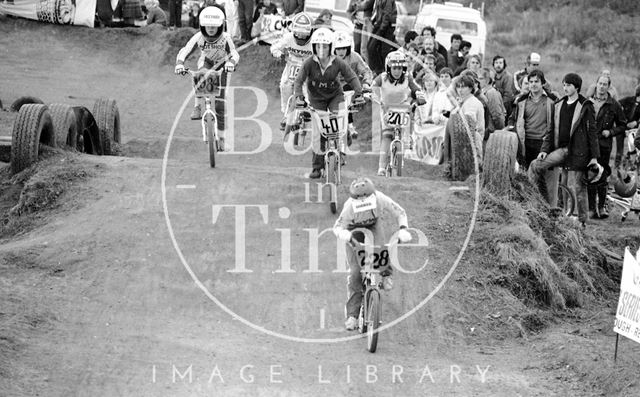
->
<box><xmin>201</xmin><ymin>97</ymin><xmax>217</xmax><ymax>143</ymax></box>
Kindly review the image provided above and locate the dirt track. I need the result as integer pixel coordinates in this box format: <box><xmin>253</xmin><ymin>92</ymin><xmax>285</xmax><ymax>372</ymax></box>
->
<box><xmin>0</xmin><ymin>18</ymin><xmax>633</xmax><ymax>396</ymax></box>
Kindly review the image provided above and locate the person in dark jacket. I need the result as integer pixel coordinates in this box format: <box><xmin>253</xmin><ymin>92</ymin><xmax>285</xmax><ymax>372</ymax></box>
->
<box><xmin>420</xmin><ymin>26</ymin><xmax>448</xmax><ymax>67</ymax></box>
<box><xmin>617</xmin><ymin>84</ymin><xmax>640</xmax><ymax>167</ymax></box>
<box><xmin>366</xmin><ymin>0</ymin><xmax>396</xmax><ymax>75</ymax></box>
<box><xmin>283</xmin><ymin>0</ymin><xmax>304</xmax><ymax>16</ymax></box>
<box><xmin>588</xmin><ymin>74</ymin><xmax>627</xmax><ymax>218</ymax></box>
<box><xmin>528</xmin><ymin>73</ymin><xmax>599</xmax><ymax>227</ymax></box>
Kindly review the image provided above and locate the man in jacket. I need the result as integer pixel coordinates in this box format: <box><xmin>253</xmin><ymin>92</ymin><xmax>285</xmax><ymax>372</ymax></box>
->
<box><xmin>478</xmin><ymin>67</ymin><xmax>506</xmax><ymax>146</ymax></box>
<box><xmin>492</xmin><ymin>55</ymin><xmax>516</xmax><ymax>123</ymax></box>
<box><xmin>528</xmin><ymin>73</ymin><xmax>599</xmax><ymax>227</ymax></box>
<box><xmin>283</xmin><ymin>0</ymin><xmax>304</xmax><ymax>16</ymax></box>
<box><xmin>366</xmin><ymin>0</ymin><xmax>396</xmax><ymax>75</ymax></box>
<box><xmin>617</xmin><ymin>84</ymin><xmax>640</xmax><ymax>167</ymax></box>
<box><xmin>507</xmin><ymin>70</ymin><xmax>555</xmax><ymax>169</ymax></box>
<box><xmin>589</xmin><ymin>74</ymin><xmax>627</xmax><ymax>218</ymax></box>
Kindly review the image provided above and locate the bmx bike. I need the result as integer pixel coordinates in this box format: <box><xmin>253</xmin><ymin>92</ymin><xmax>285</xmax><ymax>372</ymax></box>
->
<box><xmin>294</xmin><ymin>93</ymin><xmax>361</xmax><ymax>213</ymax></box>
<box><xmin>179</xmin><ymin>67</ymin><xmax>230</xmax><ymax>168</ymax></box>
<box><xmin>349</xmin><ymin>234</ymin><xmax>400</xmax><ymax>353</ymax></box>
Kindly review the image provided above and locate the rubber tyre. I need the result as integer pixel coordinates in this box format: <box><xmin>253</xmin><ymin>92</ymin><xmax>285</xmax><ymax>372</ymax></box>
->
<box><xmin>558</xmin><ymin>184</ymin><xmax>576</xmax><ymax>217</ymax></box>
<box><xmin>391</xmin><ymin>141</ymin><xmax>403</xmax><ymax>177</ymax></box>
<box><xmin>48</xmin><ymin>103</ymin><xmax>77</xmax><ymax>149</ymax></box>
<box><xmin>92</xmin><ymin>98</ymin><xmax>121</xmax><ymax>155</ymax></box>
<box><xmin>206</xmin><ymin>118</ymin><xmax>216</xmax><ymax>168</ymax></box>
<box><xmin>10</xmin><ymin>104</ymin><xmax>55</xmax><ymax>174</ymax></box>
<box><xmin>10</xmin><ymin>96</ymin><xmax>44</xmax><ymax>112</ymax></box>
<box><xmin>327</xmin><ymin>153</ymin><xmax>337</xmax><ymax>213</ymax></box>
<box><xmin>449</xmin><ymin>113</ymin><xmax>476</xmax><ymax>181</ymax></box>
<box><xmin>366</xmin><ymin>289</ymin><xmax>380</xmax><ymax>353</ymax></box>
<box><xmin>482</xmin><ymin>130</ymin><xmax>519</xmax><ymax>195</ymax></box>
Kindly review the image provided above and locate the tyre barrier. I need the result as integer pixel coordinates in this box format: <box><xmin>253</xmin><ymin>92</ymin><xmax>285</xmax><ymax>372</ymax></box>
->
<box><xmin>48</xmin><ymin>103</ymin><xmax>78</xmax><ymax>149</ymax></box>
<box><xmin>72</xmin><ymin>106</ymin><xmax>103</xmax><ymax>155</ymax></box>
<box><xmin>10</xmin><ymin>104</ymin><xmax>55</xmax><ymax>174</ymax></box>
<box><xmin>449</xmin><ymin>112</ymin><xmax>477</xmax><ymax>181</ymax></box>
<box><xmin>92</xmin><ymin>98</ymin><xmax>121</xmax><ymax>155</ymax></box>
<box><xmin>10</xmin><ymin>96</ymin><xmax>45</xmax><ymax>112</ymax></box>
<box><xmin>483</xmin><ymin>130</ymin><xmax>519</xmax><ymax>195</ymax></box>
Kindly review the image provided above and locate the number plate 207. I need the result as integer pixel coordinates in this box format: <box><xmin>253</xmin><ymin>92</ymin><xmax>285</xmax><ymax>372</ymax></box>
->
<box><xmin>384</xmin><ymin>111</ymin><xmax>409</xmax><ymax>126</ymax></box>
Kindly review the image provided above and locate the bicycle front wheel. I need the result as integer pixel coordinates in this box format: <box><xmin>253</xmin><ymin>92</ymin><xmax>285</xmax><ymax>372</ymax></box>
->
<box><xmin>366</xmin><ymin>289</ymin><xmax>381</xmax><ymax>353</ymax></box>
<box><xmin>327</xmin><ymin>152</ymin><xmax>338</xmax><ymax>213</ymax></box>
<box><xmin>206</xmin><ymin>117</ymin><xmax>216</xmax><ymax>168</ymax></box>
<box><xmin>391</xmin><ymin>140</ymin><xmax>403</xmax><ymax>177</ymax></box>
<box><xmin>558</xmin><ymin>184</ymin><xmax>576</xmax><ymax>217</ymax></box>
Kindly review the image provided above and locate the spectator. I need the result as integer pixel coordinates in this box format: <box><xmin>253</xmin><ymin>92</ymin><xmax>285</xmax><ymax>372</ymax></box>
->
<box><xmin>366</xmin><ymin>0</ymin><xmax>397</xmax><ymax>75</ymax></box>
<box><xmin>417</xmin><ymin>71</ymin><xmax>440</xmax><ymax>124</ymax></box>
<box><xmin>283</xmin><ymin>0</ymin><xmax>304</xmax><ymax>17</ymax></box>
<box><xmin>584</xmin><ymin>69</ymin><xmax>619</xmax><ymax>100</ymax></box>
<box><xmin>528</xmin><ymin>73</ymin><xmax>599</xmax><ymax>227</ymax></box>
<box><xmin>314</xmin><ymin>8</ymin><xmax>333</xmax><ymax>27</ymax></box>
<box><xmin>237</xmin><ymin>0</ymin><xmax>255</xmax><ymax>43</ymax></box>
<box><xmin>460</xmin><ymin>40</ymin><xmax>471</xmax><ymax>57</ymax></box>
<box><xmin>254</xmin><ymin>0</ymin><xmax>278</xmax><ymax>22</ymax></box>
<box><xmin>357</xmin><ymin>0</ymin><xmax>375</xmax><ymax>63</ymax></box>
<box><xmin>588</xmin><ymin>74</ymin><xmax>627</xmax><ymax>219</ymax></box>
<box><xmin>455</xmin><ymin>73</ymin><xmax>485</xmax><ymax>158</ymax></box>
<box><xmin>431</xmin><ymin>68</ymin><xmax>455</xmax><ymax>125</ymax></box>
<box><xmin>492</xmin><ymin>55</ymin><xmax>517</xmax><ymax>122</ymax></box>
<box><xmin>144</xmin><ymin>0</ymin><xmax>166</xmax><ymax>26</ymax></box>
<box><xmin>347</xmin><ymin>0</ymin><xmax>365</xmax><ymax>54</ymax></box>
<box><xmin>420</xmin><ymin>36</ymin><xmax>445</xmax><ymax>72</ymax></box>
<box><xmin>405</xmin><ymin>43</ymin><xmax>421</xmax><ymax>74</ymax></box>
<box><xmin>618</xmin><ymin>84</ymin><xmax>640</xmax><ymax>166</ymax></box>
<box><xmin>507</xmin><ymin>70</ymin><xmax>555</xmax><ymax>169</ymax></box>
<box><xmin>478</xmin><ymin>67</ymin><xmax>506</xmax><ymax>146</ymax></box>
<box><xmin>447</xmin><ymin>33</ymin><xmax>464</xmax><ymax>72</ymax></box>
<box><xmin>438</xmin><ymin>67</ymin><xmax>453</xmax><ymax>89</ymax></box>
<box><xmin>115</xmin><ymin>0</ymin><xmax>143</xmax><ymax>26</ymax></box>
<box><xmin>420</xmin><ymin>26</ymin><xmax>448</xmax><ymax>66</ymax></box>
<box><xmin>167</xmin><ymin>0</ymin><xmax>181</xmax><ymax>29</ymax></box>
<box><xmin>412</xmin><ymin>53</ymin><xmax>436</xmax><ymax>84</ymax></box>
<box><xmin>402</xmin><ymin>30</ymin><xmax>420</xmax><ymax>52</ymax></box>
<box><xmin>513</xmin><ymin>52</ymin><xmax>540</xmax><ymax>93</ymax></box>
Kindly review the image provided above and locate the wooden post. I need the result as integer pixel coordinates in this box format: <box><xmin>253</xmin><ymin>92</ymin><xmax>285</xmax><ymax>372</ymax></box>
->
<box><xmin>614</xmin><ymin>334</ymin><xmax>620</xmax><ymax>363</ymax></box>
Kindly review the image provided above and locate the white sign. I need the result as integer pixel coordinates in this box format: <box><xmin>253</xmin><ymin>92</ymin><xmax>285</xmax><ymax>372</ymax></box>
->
<box><xmin>614</xmin><ymin>247</ymin><xmax>640</xmax><ymax>344</ymax></box>
<box><xmin>255</xmin><ymin>14</ymin><xmax>291</xmax><ymax>45</ymax></box>
<box><xmin>406</xmin><ymin>123</ymin><xmax>445</xmax><ymax>165</ymax></box>
<box><xmin>0</xmin><ymin>0</ymin><xmax>96</xmax><ymax>28</ymax></box>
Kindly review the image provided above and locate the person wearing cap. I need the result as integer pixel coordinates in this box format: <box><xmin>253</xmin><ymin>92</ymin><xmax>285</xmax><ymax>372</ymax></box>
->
<box><xmin>513</xmin><ymin>52</ymin><xmax>541</xmax><ymax>93</ymax></box>
<box><xmin>618</xmin><ymin>84</ymin><xmax>640</xmax><ymax>167</ymax></box>
<box><xmin>507</xmin><ymin>70</ymin><xmax>555</xmax><ymax>169</ymax></box>
<box><xmin>366</xmin><ymin>0</ymin><xmax>397</xmax><ymax>75</ymax></box>
<box><xmin>588</xmin><ymin>73</ymin><xmax>627</xmax><ymax>219</ymax></box>
<box><xmin>528</xmin><ymin>72</ymin><xmax>599</xmax><ymax>227</ymax></box>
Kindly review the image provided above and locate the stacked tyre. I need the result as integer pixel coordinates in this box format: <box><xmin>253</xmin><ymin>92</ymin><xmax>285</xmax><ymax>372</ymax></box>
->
<box><xmin>10</xmin><ymin>104</ymin><xmax>56</xmax><ymax>174</ymax></box>
<box><xmin>482</xmin><ymin>130</ymin><xmax>519</xmax><ymax>195</ymax></box>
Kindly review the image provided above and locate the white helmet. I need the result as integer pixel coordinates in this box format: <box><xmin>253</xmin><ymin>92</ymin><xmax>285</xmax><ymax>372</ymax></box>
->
<box><xmin>291</xmin><ymin>12</ymin><xmax>313</xmax><ymax>45</ymax></box>
<box><xmin>311</xmin><ymin>27</ymin><xmax>334</xmax><ymax>57</ymax></box>
<box><xmin>334</xmin><ymin>30</ymin><xmax>352</xmax><ymax>55</ymax></box>
<box><xmin>199</xmin><ymin>6</ymin><xmax>225</xmax><ymax>40</ymax></box>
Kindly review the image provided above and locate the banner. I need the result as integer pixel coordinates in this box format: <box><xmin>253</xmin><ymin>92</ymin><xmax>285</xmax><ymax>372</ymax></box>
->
<box><xmin>254</xmin><ymin>13</ymin><xmax>291</xmax><ymax>45</ymax></box>
<box><xmin>0</xmin><ymin>0</ymin><xmax>96</xmax><ymax>28</ymax></box>
<box><xmin>614</xmin><ymin>247</ymin><xmax>640</xmax><ymax>344</ymax></box>
<box><xmin>406</xmin><ymin>123</ymin><xmax>445</xmax><ymax>165</ymax></box>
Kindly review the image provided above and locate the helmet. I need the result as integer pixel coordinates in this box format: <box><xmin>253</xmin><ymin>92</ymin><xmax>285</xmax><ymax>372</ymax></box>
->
<box><xmin>291</xmin><ymin>12</ymin><xmax>313</xmax><ymax>45</ymax></box>
<box><xmin>614</xmin><ymin>169</ymin><xmax>637</xmax><ymax>198</ymax></box>
<box><xmin>385</xmin><ymin>51</ymin><xmax>408</xmax><ymax>79</ymax></box>
<box><xmin>199</xmin><ymin>6</ymin><xmax>225</xmax><ymax>40</ymax></box>
<box><xmin>349</xmin><ymin>177</ymin><xmax>376</xmax><ymax>199</ymax></box>
<box><xmin>583</xmin><ymin>162</ymin><xmax>608</xmax><ymax>185</ymax></box>
<box><xmin>310</xmin><ymin>27</ymin><xmax>334</xmax><ymax>57</ymax></box>
<box><xmin>334</xmin><ymin>30</ymin><xmax>352</xmax><ymax>56</ymax></box>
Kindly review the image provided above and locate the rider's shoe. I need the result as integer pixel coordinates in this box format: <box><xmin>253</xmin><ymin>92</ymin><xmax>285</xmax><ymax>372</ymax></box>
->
<box><xmin>345</xmin><ymin>316</ymin><xmax>358</xmax><ymax>331</ymax></box>
<box><xmin>190</xmin><ymin>105</ymin><xmax>202</xmax><ymax>120</ymax></box>
<box><xmin>382</xmin><ymin>276</ymin><xmax>393</xmax><ymax>291</ymax></box>
<box><xmin>309</xmin><ymin>168</ymin><xmax>322</xmax><ymax>179</ymax></box>
<box><xmin>588</xmin><ymin>210</ymin><xmax>598</xmax><ymax>219</ymax></box>
<box><xmin>280</xmin><ymin>117</ymin><xmax>286</xmax><ymax>131</ymax></box>
<box><xmin>217</xmin><ymin>137</ymin><xmax>225</xmax><ymax>152</ymax></box>
<box><xmin>377</xmin><ymin>167</ymin><xmax>386</xmax><ymax>176</ymax></box>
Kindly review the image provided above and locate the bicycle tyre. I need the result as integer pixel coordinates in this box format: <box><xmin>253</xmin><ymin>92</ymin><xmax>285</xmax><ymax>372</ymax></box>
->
<box><xmin>206</xmin><ymin>117</ymin><xmax>216</xmax><ymax>168</ymax></box>
<box><xmin>92</xmin><ymin>98</ymin><xmax>120</xmax><ymax>155</ymax></box>
<box><xmin>391</xmin><ymin>141</ymin><xmax>403</xmax><ymax>177</ymax></box>
<box><xmin>327</xmin><ymin>152</ymin><xmax>337</xmax><ymax>213</ymax></box>
<box><xmin>558</xmin><ymin>183</ymin><xmax>576</xmax><ymax>217</ymax></box>
<box><xmin>366</xmin><ymin>289</ymin><xmax>380</xmax><ymax>353</ymax></box>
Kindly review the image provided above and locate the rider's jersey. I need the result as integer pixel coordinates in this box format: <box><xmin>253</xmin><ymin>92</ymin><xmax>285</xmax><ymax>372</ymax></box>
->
<box><xmin>371</xmin><ymin>72</ymin><xmax>422</xmax><ymax>107</ymax></box>
<box><xmin>338</xmin><ymin>52</ymin><xmax>373</xmax><ymax>89</ymax></box>
<box><xmin>270</xmin><ymin>32</ymin><xmax>313</xmax><ymax>82</ymax></box>
<box><xmin>333</xmin><ymin>191</ymin><xmax>408</xmax><ymax>249</ymax></box>
<box><xmin>176</xmin><ymin>32</ymin><xmax>240</xmax><ymax>70</ymax></box>
<box><xmin>294</xmin><ymin>55</ymin><xmax>362</xmax><ymax>105</ymax></box>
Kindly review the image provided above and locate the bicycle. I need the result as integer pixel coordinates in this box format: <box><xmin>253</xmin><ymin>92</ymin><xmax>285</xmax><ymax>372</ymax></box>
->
<box><xmin>555</xmin><ymin>169</ymin><xmax>576</xmax><ymax>217</ymax></box>
<box><xmin>366</xmin><ymin>94</ymin><xmax>416</xmax><ymax>177</ymax></box>
<box><xmin>179</xmin><ymin>67</ymin><xmax>230</xmax><ymax>168</ymax></box>
<box><xmin>348</xmin><ymin>234</ymin><xmax>399</xmax><ymax>353</ymax></box>
<box><xmin>294</xmin><ymin>93</ymin><xmax>361</xmax><ymax>213</ymax></box>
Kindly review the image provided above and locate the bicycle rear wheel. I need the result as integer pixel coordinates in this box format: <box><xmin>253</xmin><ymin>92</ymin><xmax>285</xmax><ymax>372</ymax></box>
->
<box><xmin>558</xmin><ymin>183</ymin><xmax>575</xmax><ymax>217</ymax></box>
<box><xmin>206</xmin><ymin>117</ymin><xmax>216</xmax><ymax>168</ymax></box>
<box><xmin>327</xmin><ymin>152</ymin><xmax>338</xmax><ymax>213</ymax></box>
<box><xmin>366</xmin><ymin>289</ymin><xmax>380</xmax><ymax>353</ymax></box>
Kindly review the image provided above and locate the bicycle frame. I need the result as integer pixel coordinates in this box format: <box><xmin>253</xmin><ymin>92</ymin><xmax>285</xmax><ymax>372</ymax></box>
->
<box><xmin>383</xmin><ymin>105</ymin><xmax>413</xmax><ymax>177</ymax></box>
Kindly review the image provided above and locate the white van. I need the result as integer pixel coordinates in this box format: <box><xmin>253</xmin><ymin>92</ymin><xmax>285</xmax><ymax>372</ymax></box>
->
<box><xmin>413</xmin><ymin>1</ymin><xmax>487</xmax><ymax>57</ymax></box>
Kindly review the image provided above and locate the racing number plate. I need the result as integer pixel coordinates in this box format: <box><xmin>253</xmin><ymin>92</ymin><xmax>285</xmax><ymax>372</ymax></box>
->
<box><xmin>384</xmin><ymin>111</ymin><xmax>409</xmax><ymax>127</ymax></box>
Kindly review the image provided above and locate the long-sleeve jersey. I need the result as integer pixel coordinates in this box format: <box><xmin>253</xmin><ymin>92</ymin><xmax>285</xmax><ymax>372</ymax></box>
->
<box><xmin>270</xmin><ymin>31</ymin><xmax>313</xmax><ymax>82</ymax></box>
<box><xmin>338</xmin><ymin>52</ymin><xmax>373</xmax><ymax>89</ymax></box>
<box><xmin>176</xmin><ymin>32</ymin><xmax>240</xmax><ymax>70</ymax></box>
<box><xmin>333</xmin><ymin>191</ymin><xmax>408</xmax><ymax>248</ymax></box>
<box><xmin>294</xmin><ymin>55</ymin><xmax>362</xmax><ymax>104</ymax></box>
<box><xmin>371</xmin><ymin>72</ymin><xmax>422</xmax><ymax>107</ymax></box>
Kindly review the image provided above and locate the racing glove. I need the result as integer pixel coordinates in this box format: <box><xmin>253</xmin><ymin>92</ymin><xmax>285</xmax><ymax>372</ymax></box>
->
<box><xmin>336</xmin><ymin>229</ymin><xmax>352</xmax><ymax>242</ymax></box>
<box><xmin>225</xmin><ymin>61</ymin><xmax>236</xmax><ymax>73</ymax></box>
<box><xmin>272</xmin><ymin>49</ymin><xmax>283</xmax><ymax>58</ymax></box>
<box><xmin>397</xmin><ymin>228</ymin><xmax>412</xmax><ymax>243</ymax></box>
<box><xmin>295</xmin><ymin>95</ymin><xmax>307</xmax><ymax>108</ymax></box>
